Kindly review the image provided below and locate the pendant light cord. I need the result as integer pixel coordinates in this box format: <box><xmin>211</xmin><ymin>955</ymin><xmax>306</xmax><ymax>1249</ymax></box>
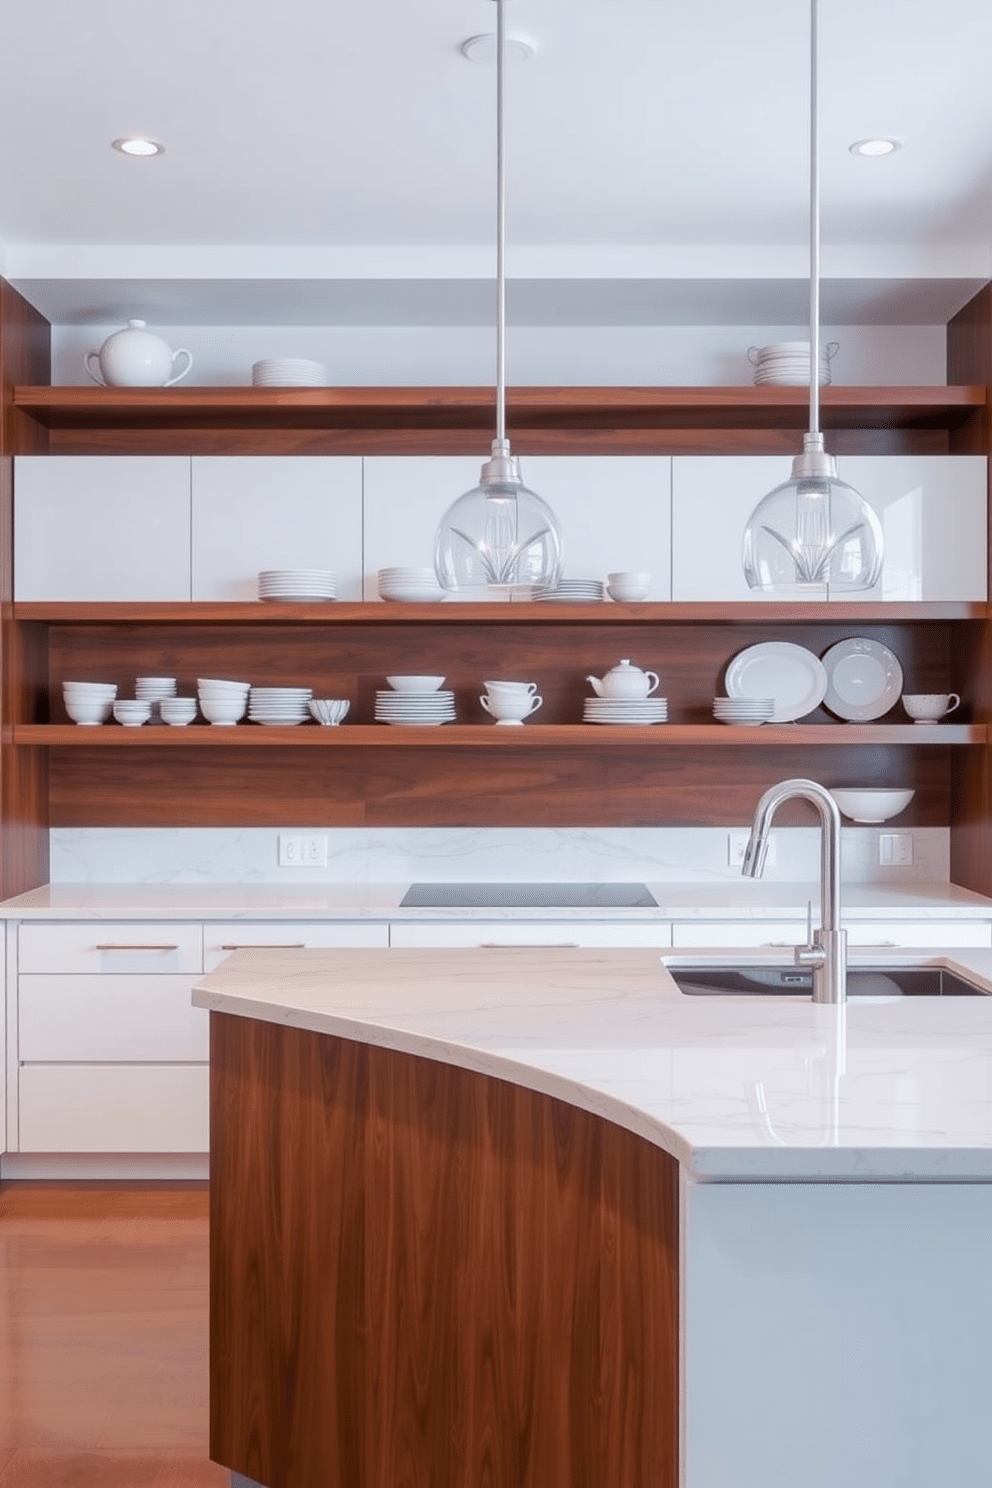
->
<box><xmin>495</xmin><ymin>0</ymin><xmax>507</xmax><ymax>446</ymax></box>
<box><xmin>809</xmin><ymin>0</ymin><xmax>820</xmax><ymax>439</ymax></box>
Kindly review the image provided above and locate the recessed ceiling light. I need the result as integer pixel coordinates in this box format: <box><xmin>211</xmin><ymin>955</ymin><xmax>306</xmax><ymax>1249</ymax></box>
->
<box><xmin>461</xmin><ymin>33</ymin><xmax>534</xmax><ymax>64</ymax></box>
<box><xmin>112</xmin><ymin>137</ymin><xmax>165</xmax><ymax>158</ymax></box>
<box><xmin>849</xmin><ymin>137</ymin><xmax>901</xmax><ymax>157</ymax></box>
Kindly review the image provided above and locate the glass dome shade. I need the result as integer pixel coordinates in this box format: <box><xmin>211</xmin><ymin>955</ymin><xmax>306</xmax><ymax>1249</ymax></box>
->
<box><xmin>742</xmin><ymin>452</ymin><xmax>883</xmax><ymax>594</ymax></box>
<box><xmin>434</xmin><ymin>454</ymin><xmax>563</xmax><ymax>597</ymax></box>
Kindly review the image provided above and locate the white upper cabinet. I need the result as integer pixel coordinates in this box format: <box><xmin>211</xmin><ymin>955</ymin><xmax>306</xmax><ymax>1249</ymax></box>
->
<box><xmin>15</xmin><ymin>456</ymin><xmax>192</xmax><ymax>601</ymax></box>
<box><xmin>191</xmin><ymin>457</ymin><xmax>363</xmax><ymax>601</ymax></box>
<box><xmin>363</xmin><ymin>456</ymin><xmax>673</xmax><ymax>599</ymax></box>
<box><xmin>672</xmin><ymin>455</ymin><xmax>988</xmax><ymax>602</ymax></box>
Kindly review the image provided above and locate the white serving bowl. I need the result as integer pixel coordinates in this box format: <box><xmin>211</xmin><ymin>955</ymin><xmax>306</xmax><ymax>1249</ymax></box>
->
<box><xmin>112</xmin><ymin>700</ymin><xmax>152</xmax><ymax>727</ymax></box>
<box><xmin>309</xmin><ymin>699</ymin><xmax>351</xmax><ymax>726</ymax></box>
<box><xmin>829</xmin><ymin>788</ymin><xmax>915</xmax><ymax>824</ymax></box>
<box><xmin>159</xmin><ymin>699</ymin><xmax>198</xmax><ymax>726</ymax></box>
<box><xmin>386</xmin><ymin>675</ymin><xmax>445</xmax><ymax>692</ymax></box>
<box><xmin>196</xmin><ymin>678</ymin><xmax>251</xmax><ymax>693</ymax></box>
<box><xmin>198</xmin><ymin>697</ymin><xmax>248</xmax><ymax>725</ymax></box>
<box><xmin>64</xmin><ymin>697</ymin><xmax>113</xmax><ymax>725</ymax></box>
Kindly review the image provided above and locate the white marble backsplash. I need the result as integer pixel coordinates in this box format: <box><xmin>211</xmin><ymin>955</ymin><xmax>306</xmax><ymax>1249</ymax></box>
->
<box><xmin>49</xmin><ymin>826</ymin><xmax>950</xmax><ymax>886</ymax></box>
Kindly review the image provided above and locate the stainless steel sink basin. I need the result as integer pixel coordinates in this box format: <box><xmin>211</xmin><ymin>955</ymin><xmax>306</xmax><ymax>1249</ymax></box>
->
<box><xmin>669</xmin><ymin>965</ymin><xmax>990</xmax><ymax>997</ymax></box>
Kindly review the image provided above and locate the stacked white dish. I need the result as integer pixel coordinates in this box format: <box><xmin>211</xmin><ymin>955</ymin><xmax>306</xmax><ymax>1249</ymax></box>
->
<box><xmin>248</xmin><ymin>686</ymin><xmax>313</xmax><ymax>726</ymax></box>
<box><xmin>197</xmin><ymin>678</ymin><xmax>250</xmax><ymax>726</ymax></box>
<box><xmin>378</xmin><ymin>567</ymin><xmax>448</xmax><ymax>603</ymax></box>
<box><xmin>748</xmin><ymin>340</ymin><xmax>836</xmax><ymax>387</ymax></box>
<box><xmin>375</xmin><ymin>677</ymin><xmax>456</xmax><ymax>726</ymax></box>
<box><xmin>583</xmin><ymin>696</ymin><xmax>668</xmax><ymax>726</ymax></box>
<box><xmin>113</xmin><ymin>700</ymin><xmax>151</xmax><ymax>727</ymax></box>
<box><xmin>534</xmin><ymin>578</ymin><xmax>605</xmax><ymax>603</ymax></box>
<box><xmin>252</xmin><ymin>358</ymin><xmax>330</xmax><ymax>387</ymax></box>
<box><xmin>258</xmin><ymin>569</ymin><xmax>337</xmax><ymax>603</ymax></box>
<box><xmin>713</xmin><ymin>697</ymin><xmax>775</xmax><ymax>726</ymax></box>
<box><xmin>160</xmin><ymin>698</ymin><xmax>198</xmax><ymax>727</ymax></box>
<box><xmin>135</xmin><ymin>675</ymin><xmax>176</xmax><ymax>721</ymax></box>
<box><xmin>63</xmin><ymin>680</ymin><xmax>117</xmax><ymax>726</ymax></box>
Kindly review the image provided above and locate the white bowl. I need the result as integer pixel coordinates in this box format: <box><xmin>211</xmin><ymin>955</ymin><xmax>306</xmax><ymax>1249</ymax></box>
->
<box><xmin>196</xmin><ymin>678</ymin><xmax>251</xmax><ymax>692</ymax></box>
<box><xmin>310</xmin><ymin>699</ymin><xmax>351</xmax><ymax>726</ymax></box>
<box><xmin>607</xmin><ymin>583</ymin><xmax>651</xmax><ymax>602</ymax></box>
<box><xmin>829</xmin><ymin>788</ymin><xmax>915</xmax><ymax>824</ymax></box>
<box><xmin>159</xmin><ymin>699</ymin><xmax>198</xmax><ymax>726</ymax></box>
<box><xmin>198</xmin><ymin>697</ymin><xmax>248</xmax><ymax>725</ymax></box>
<box><xmin>64</xmin><ymin>698</ymin><xmax>113</xmax><ymax>725</ymax></box>
<box><xmin>386</xmin><ymin>675</ymin><xmax>445</xmax><ymax>692</ymax></box>
<box><xmin>113</xmin><ymin>700</ymin><xmax>152</xmax><ymax>727</ymax></box>
<box><xmin>63</xmin><ymin>682</ymin><xmax>117</xmax><ymax>698</ymax></box>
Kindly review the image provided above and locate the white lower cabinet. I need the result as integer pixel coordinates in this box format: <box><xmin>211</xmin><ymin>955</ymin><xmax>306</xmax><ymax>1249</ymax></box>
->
<box><xmin>203</xmin><ymin>920</ymin><xmax>388</xmax><ymax>972</ymax></box>
<box><xmin>671</xmin><ymin>920</ymin><xmax>992</xmax><ymax>948</ymax></box>
<box><xmin>390</xmin><ymin>921</ymin><xmax>673</xmax><ymax>948</ymax></box>
<box><xmin>18</xmin><ymin>1065</ymin><xmax>209</xmax><ymax>1154</ymax></box>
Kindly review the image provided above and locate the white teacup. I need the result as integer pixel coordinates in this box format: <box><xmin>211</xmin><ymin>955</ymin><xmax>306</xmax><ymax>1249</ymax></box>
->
<box><xmin>484</xmin><ymin>679</ymin><xmax>538</xmax><ymax>696</ymax></box>
<box><xmin>480</xmin><ymin>691</ymin><xmax>543</xmax><ymax>725</ymax></box>
<box><xmin>902</xmin><ymin>692</ymin><xmax>961</xmax><ymax>724</ymax></box>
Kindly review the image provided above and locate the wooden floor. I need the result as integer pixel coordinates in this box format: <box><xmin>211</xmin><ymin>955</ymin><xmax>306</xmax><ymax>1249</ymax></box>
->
<box><xmin>0</xmin><ymin>1181</ymin><xmax>227</xmax><ymax>1487</ymax></box>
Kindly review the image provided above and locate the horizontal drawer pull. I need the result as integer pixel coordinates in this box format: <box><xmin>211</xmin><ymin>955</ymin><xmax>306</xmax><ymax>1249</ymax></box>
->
<box><xmin>219</xmin><ymin>942</ymin><xmax>307</xmax><ymax>951</ymax></box>
<box><xmin>480</xmin><ymin>941</ymin><xmax>580</xmax><ymax>949</ymax></box>
<box><xmin>95</xmin><ymin>943</ymin><xmax>181</xmax><ymax>952</ymax></box>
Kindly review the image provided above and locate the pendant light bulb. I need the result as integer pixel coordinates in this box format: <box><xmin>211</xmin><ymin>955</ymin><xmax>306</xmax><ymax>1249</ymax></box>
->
<box><xmin>742</xmin><ymin>0</ymin><xmax>882</xmax><ymax>594</ymax></box>
<box><xmin>434</xmin><ymin>0</ymin><xmax>563</xmax><ymax>596</ymax></box>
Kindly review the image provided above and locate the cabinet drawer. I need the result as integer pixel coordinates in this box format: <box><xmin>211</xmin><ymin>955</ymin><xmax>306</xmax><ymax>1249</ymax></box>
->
<box><xmin>203</xmin><ymin>921</ymin><xmax>389</xmax><ymax>972</ymax></box>
<box><xmin>18</xmin><ymin>1064</ymin><xmax>209</xmax><ymax>1153</ymax></box>
<box><xmin>389</xmin><ymin>921</ymin><xmax>673</xmax><ymax>948</ymax></box>
<box><xmin>19</xmin><ymin>975</ymin><xmax>207</xmax><ymax>1061</ymax></box>
<box><xmin>671</xmin><ymin>920</ymin><xmax>992</xmax><ymax>949</ymax></box>
<box><xmin>18</xmin><ymin>922</ymin><xmax>202</xmax><ymax>975</ymax></box>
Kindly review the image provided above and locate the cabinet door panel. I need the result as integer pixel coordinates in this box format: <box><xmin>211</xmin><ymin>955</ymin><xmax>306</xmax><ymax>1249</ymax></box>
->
<box><xmin>191</xmin><ymin>456</ymin><xmax>363</xmax><ymax>600</ymax></box>
<box><xmin>19</xmin><ymin>975</ymin><xmax>207</xmax><ymax>1060</ymax></box>
<box><xmin>18</xmin><ymin>922</ymin><xmax>202</xmax><ymax>975</ymax></box>
<box><xmin>672</xmin><ymin>457</ymin><xmax>801</xmax><ymax>602</ymax></box>
<box><xmin>15</xmin><ymin>456</ymin><xmax>192</xmax><ymax>600</ymax></box>
<box><xmin>671</xmin><ymin>920</ymin><xmax>992</xmax><ymax>948</ymax></box>
<box><xmin>18</xmin><ymin>1064</ymin><xmax>209</xmax><ymax>1152</ymax></box>
<box><xmin>203</xmin><ymin>920</ymin><xmax>389</xmax><ymax>972</ymax></box>
<box><xmin>390</xmin><ymin>921</ymin><xmax>673</xmax><ymax>948</ymax></box>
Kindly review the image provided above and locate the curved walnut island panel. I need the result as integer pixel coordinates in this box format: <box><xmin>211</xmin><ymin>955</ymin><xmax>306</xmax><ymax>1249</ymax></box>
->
<box><xmin>193</xmin><ymin>945</ymin><xmax>992</xmax><ymax>1488</ymax></box>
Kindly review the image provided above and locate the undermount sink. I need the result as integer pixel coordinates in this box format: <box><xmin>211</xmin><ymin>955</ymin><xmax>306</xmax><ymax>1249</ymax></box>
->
<box><xmin>668</xmin><ymin>964</ymin><xmax>990</xmax><ymax>997</ymax></box>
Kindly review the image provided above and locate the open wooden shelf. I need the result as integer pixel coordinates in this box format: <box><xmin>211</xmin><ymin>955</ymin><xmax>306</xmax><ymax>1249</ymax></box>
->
<box><xmin>16</xmin><ymin>723</ymin><xmax>985</xmax><ymax>747</ymax></box>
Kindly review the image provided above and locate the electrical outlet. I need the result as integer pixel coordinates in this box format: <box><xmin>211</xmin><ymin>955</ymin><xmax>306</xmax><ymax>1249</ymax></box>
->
<box><xmin>727</xmin><ymin>830</ymin><xmax>776</xmax><ymax>868</ymax></box>
<box><xmin>879</xmin><ymin>832</ymin><xmax>914</xmax><ymax>867</ymax></box>
<box><xmin>278</xmin><ymin>833</ymin><xmax>328</xmax><ymax>868</ymax></box>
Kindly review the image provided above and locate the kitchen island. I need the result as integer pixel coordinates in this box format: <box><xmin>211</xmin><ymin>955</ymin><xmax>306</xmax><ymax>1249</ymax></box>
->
<box><xmin>195</xmin><ymin>945</ymin><xmax>992</xmax><ymax>1488</ymax></box>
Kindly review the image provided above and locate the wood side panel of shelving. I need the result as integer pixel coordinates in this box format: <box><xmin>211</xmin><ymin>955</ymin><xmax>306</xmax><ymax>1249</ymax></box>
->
<box><xmin>209</xmin><ymin>1013</ymin><xmax>679</xmax><ymax>1488</ymax></box>
<box><xmin>0</xmin><ymin>281</ymin><xmax>51</xmax><ymax>898</ymax></box>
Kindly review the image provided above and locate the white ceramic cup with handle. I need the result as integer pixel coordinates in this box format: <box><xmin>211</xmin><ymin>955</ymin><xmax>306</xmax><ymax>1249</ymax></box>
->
<box><xmin>902</xmin><ymin>692</ymin><xmax>961</xmax><ymax>724</ymax></box>
<box><xmin>480</xmin><ymin>691</ymin><xmax>543</xmax><ymax>725</ymax></box>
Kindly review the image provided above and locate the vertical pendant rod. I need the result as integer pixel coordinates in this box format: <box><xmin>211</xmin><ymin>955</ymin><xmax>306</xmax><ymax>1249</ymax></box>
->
<box><xmin>495</xmin><ymin>0</ymin><xmax>507</xmax><ymax>446</ymax></box>
<box><xmin>809</xmin><ymin>0</ymin><xmax>821</xmax><ymax>439</ymax></box>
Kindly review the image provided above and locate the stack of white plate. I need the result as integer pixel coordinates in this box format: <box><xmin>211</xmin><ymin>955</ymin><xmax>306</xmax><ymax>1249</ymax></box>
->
<box><xmin>583</xmin><ymin>696</ymin><xmax>668</xmax><ymax>726</ymax></box>
<box><xmin>248</xmin><ymin>686</ymin><xmax>313</xmax><ymax>726</ymax></box>
<box><xmin>135</xmin><ymin>675</ymin><xmax>177</xmax><ymax>722</ymax></box>
<box><xmin>378</xmin><ymin>567</ymin><xmax>448</xmax><ymax>603</ymax></box>
<box><xmin>713</xmin><ymin>697</ymin><xmax>775</xmax><ymax>726</ymax></box>
<box><xmin>748</xmin><ymin>341</ymin><xmax>835</xmax><ymax>387</ymax></box>
<box><xmin>258</xmin><ymin>569</ymin><xmax>337</xmax><ymax>603</ymax></box>
<box><xmin>533</xmin><ymin>578</ymin><xmax>605</xmax><ymax>603</ymax></box>
<box><xmin>251</xmin><ymin>358</ymin><xmax>330</xmax><ymax>387</ymax></box>
<box><xmin>375</xmin><ymin>685</ymin><xmax>456</xmax><ymax>726</ymax></box>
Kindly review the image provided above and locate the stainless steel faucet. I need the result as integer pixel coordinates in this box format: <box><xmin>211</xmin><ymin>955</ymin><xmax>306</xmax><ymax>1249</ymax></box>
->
<box><xmin>742</xmin><ymin>777</ymin><xmax>847</xmax><ymax>1003</ymax></box>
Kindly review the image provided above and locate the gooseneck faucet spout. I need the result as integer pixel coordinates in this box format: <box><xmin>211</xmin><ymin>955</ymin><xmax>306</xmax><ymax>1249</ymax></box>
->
<box><xmin>742</xmin><ymin>777</ymin><xmax>847</xmax><ymax>1003</ymax></box>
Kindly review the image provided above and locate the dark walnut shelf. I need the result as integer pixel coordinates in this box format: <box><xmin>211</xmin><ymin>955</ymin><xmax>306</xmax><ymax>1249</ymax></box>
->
<box><xmin>15</xmin><ymin>724</ymin><xmax>986</xmax><ymax>747</ymax></box>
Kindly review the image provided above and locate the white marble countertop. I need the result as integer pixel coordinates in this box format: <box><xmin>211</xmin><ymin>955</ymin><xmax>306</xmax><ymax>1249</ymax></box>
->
<box><xmin>192</xmin><ymin>943</ymin><xmax>992</xmax><ymax>1182</ymax></box>
<box><xmin>2</xmin><ymin>879</ymin><xmax>991</xmax><ymax>920</ymax></box>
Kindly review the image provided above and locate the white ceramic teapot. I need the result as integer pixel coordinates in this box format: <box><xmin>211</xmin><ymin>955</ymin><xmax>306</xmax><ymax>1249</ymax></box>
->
<box><xmin>585</xmin><ymin>659</ymin><xmax>660</xmax><ymax>699</ymax></box>
<box><xmin>84</xmin><ymin>320</ymin><xmax>193</xmax><ymax>388</ymax></box>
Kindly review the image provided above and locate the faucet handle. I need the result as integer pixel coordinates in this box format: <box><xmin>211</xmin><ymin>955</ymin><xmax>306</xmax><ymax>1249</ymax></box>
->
<box><xmin>794</xmin><ymin>899</ymin><xmax>825</xmax><ymax>970</ymax></box>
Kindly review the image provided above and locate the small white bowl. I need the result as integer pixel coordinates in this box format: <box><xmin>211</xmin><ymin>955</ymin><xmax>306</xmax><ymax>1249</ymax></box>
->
<box><xmin>607</xmin><ymin>583</ymin><xmax>651</xmax><ymax>602</ymax></box>
<box><xmin>64</xmin><ymin>698</ymin><xmax>113</xmax><ymax>725</ymax></box>
<box><xmin>310</xmin><ymin>699</ymin><xmax>351</xmax><ymax>726</ymax></box>
<box><xmin>386</xmin><ymin>675</ymin><xmax>445</xmax><ymax>692</ymax></box>
<box><xmin>113</xmin><ymin>700</ymin><xmax>152</xmax><ymax>727</ymax></box>
<box><xmin>829</xmin><ymin>788</ymin><xmax>915</xmax><ymax>824</ymax></box>
<box><xmin>159</xmin><ymin>699</ymin><xmax>198</xmax><ymax>726</ymax></box>
<box><xmin>196</xmin><ymin>678</ymin><xmax>251</xmax><ymax>692</ymax></box>
<box><xmin>199</xmin><ymin>697</ymin><xmax>248</xmax><ymax>726</ymax></box>
<box><xmin>63</xmin><ymin>682</ymin><xmax>118</xmax><ymax>698</ymax></box>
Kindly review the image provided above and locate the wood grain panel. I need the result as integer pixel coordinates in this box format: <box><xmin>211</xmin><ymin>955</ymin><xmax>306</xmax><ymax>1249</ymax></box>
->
<box><xmin>47</xmin><ymin>741</ymin><xmax>954</xmax><ymax>827</ymax></box>
<box><xmin>209</xmin><ymin>1013</ymin><xmax>679</xmax><ymax>1488</ymax></box>
<box><xmin>0</xmin><ymin>279</ymin><xmax>51</xmax><ymax>896</ymax></box>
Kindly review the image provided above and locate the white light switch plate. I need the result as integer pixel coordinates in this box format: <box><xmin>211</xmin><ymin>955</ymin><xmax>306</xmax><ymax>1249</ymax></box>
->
<box><xmin>278</xmin><ymin>834</ymin><xmax>328</xmax><ymax>867</ymax></box>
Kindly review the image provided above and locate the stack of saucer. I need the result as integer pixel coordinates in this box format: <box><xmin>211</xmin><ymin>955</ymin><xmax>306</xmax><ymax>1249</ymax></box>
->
<box><xmin>377</xmin><ymin>567</ymin><xmax>448</xmax><ymax>603</ymax></box>
<box><xmin>248</xmin><ymin>686</ymin><xmax>313</xmax><ymax>726</ymax></box>
<box><xmin>583</xmin><ymin>696</ymin><xmax>668</xmax><ymax>726</ymax></box>
<box><xmin>533</xmin><ymin>578</ymin><xmax>605</xmax><ymax>603</ymax></box>
<box><xmin>713</xmin><ymin>697</ymin><xmax>774</xmax><ymax>726</ymax></box>
<box><xmin>252</xmin><ymin>358</ymin><xmax>330</xmax><ymax>387</ymax></box>
<box><xmin>258</xmin><ymin>569</ymin><xmax>337</xmax><ymax>603</ymax></box>
<box><xmin>375</xmin><ymin>679</ymin><xmax>456</xmax><ymax>726</ymax></box>
<box><xmin>748</xmin><ymin>341</ymin><xmax>835</xmax><ymax>387</ymax></box>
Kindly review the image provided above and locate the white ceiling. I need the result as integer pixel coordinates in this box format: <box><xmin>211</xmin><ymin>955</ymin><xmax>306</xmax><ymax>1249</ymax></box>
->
<box><xmin>3</xmin><ymin>0</ymin><xmax>992</xmax><ymax>327</ymax></box>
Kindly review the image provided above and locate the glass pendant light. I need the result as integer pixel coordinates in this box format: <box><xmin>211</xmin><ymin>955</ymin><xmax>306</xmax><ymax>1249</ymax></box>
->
<box><xmin>743</xmin><ymin>0</ymin><xmax>882</xmax><ymax>594</ymax></box>
<box><xmin>434</xmin><ymin>0</ymin><xmax>563</xmax><ymax>597</ymax></box>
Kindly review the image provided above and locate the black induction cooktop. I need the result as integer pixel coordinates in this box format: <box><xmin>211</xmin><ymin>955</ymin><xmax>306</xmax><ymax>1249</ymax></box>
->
<box><xmin>400</xmin><ymin>882</ymin><xmax>658</xmax><ymax>909</ymax></box>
